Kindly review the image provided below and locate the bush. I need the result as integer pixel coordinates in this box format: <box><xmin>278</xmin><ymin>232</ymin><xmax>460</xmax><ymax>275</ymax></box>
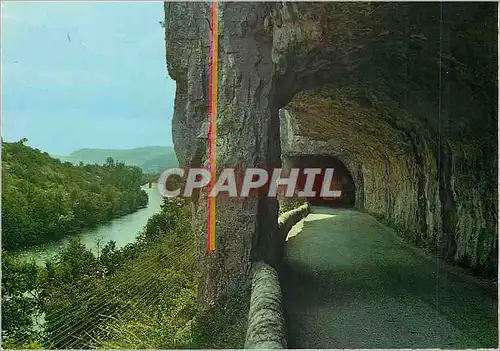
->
<box><xmin>191</xmin><ymin>285</ymin><xmax>251</xmax><ymax>349</ymax></box>
<box><xmin>279</xmin><ymin>197</ymin><xmax>307</xmax><ymax>216</ymax></box>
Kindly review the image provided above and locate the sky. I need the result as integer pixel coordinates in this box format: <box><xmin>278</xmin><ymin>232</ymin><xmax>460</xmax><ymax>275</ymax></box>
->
<box><xmin>1</xmin><ymin>1</ymin><xmax>176</xmax><ymax>155</ymax></box>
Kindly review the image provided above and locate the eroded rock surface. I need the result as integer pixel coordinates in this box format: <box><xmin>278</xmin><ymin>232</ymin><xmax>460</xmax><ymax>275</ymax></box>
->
<box><xmin>164</xmin><ymin>2</ymin><xmax>497</xmax><ymax>307</ymax></box>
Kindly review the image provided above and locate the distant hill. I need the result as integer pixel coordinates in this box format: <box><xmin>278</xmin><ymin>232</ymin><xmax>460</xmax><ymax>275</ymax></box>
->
<box><xmin>56</xmin><ymin>146</ymin><xmax>178</xmax><ymax>173</ymax></box>
<box><xmin>2</xmin><ymin>141</ymin><xmax>149</xmax><ymax>249</ymax></box>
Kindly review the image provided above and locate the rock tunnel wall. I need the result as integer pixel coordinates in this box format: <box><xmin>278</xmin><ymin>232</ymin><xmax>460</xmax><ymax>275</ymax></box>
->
<box><xmin>284</xmin><ymin>86</ymin><xmax>497</xmax><ymax>277</ymax></box>
<box><xmin>280</xmin><ymin>108</ymin><xmax>364</xmax><ymax>207</ymax></box>
<box><xmin>164</xmin><ymin>2</ymin><xmax>498</xmax><ymax>307</ymax></box>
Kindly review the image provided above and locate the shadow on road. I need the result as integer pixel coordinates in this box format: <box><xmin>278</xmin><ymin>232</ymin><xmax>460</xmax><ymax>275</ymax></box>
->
<box><xmin>279</xmin><ymin>207</ymin><xmax>498</xmax><ymax>349</ymax></box>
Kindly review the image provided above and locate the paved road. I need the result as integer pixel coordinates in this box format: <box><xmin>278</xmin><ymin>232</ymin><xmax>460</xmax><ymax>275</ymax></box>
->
<box><xmin>280</xmin><ymin>207</ymin><xmax>498</xmax><ymax>349</ymax></box>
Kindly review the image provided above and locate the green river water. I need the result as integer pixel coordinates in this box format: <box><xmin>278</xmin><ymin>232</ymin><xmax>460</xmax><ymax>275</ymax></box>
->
<box><xmin>14</xmin><ymin>185</ymin><xmax>164</xmax><ymax>265</ymax></box>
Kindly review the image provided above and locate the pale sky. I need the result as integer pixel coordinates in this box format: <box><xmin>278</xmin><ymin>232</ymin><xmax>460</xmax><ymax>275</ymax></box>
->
<box><xmin>1</xmin><ymin>1</ymin><xmax>176</xmax><ymax>155</ymax></box>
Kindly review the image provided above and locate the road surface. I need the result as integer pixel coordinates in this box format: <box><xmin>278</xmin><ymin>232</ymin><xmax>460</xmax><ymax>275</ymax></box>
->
<box><xmin>280</xmin><ymin>207</ymin><xmax>498</xmax><ymax>348</ymax></box>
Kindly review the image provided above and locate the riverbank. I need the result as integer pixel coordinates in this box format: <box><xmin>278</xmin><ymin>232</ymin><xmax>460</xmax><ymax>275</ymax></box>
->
<box><xmin>2</xmin><ymin>197</ymin><xmax>197</xmax><ymax>349</ymax></box>
<box><xmin>13</xmin><ymin>185</ymin><xmax>163</xmax><ymax>265</ymax></box>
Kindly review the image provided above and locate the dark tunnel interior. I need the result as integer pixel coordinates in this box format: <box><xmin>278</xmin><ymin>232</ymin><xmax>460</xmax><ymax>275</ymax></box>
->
<box><xmin>288</xmin><ymin>155</ymin><xmax>355</xmax><ymax>207</ymax></box>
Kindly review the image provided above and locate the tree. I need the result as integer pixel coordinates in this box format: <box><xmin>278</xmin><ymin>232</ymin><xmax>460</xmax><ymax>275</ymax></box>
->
<box><xmin>1</xmin><ymin>252</ymin><xmax>41</xmax><ymax>348</ymax></box>
<box><xmin>106</xmin><ymin>156</ymin><xmax>115</xmax><ymax>167</ymax></box>
<box><xmin>2</xmin><ymin>141</ymin><xmax>149</xmax><ymax>250</ymax></box>
<box><xmin>40</xmin><ymin>239</ymin><xmax>108</xmax><ymax>348</ymax></box>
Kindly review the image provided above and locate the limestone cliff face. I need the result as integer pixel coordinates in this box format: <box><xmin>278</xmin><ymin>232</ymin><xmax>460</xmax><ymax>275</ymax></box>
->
<box><xmin>164</xmin><ymin>2</ymin><xmax>497</xmax><ymax>307</ymax></box>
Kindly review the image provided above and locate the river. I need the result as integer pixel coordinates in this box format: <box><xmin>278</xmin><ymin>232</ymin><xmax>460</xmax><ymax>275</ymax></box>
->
<box><xmin>14</xmin><ymin>185</ymin><xmax>164</xmax><ymax>265</ymax></box>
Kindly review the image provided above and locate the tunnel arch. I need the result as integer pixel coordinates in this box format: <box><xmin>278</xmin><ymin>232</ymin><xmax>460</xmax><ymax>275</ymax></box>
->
<box><xmin>270</xmin><ymin>1</ymin><xmax>497</xmax><ymax>277</ymax></box>
<box><xmin>279</xmin><ymin>108</ymin><xmax>365</xmax><ymax>209</ymax></box>
<box><xmin>164</xmin><ymin>2</ymin><xmax>498</xmax><ymax>308</ymax></box>
<box><xmin>287</xmin><ymin>154</ymin><xmax>355</xmax><ymax>207</ymax></box>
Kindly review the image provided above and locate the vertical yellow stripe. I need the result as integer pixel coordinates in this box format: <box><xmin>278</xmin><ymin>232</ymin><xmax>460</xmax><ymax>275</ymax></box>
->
<box><xmin>209</xmin><ymin>0</ymin><xmax>218</xmax><ymax>252</ymax></box>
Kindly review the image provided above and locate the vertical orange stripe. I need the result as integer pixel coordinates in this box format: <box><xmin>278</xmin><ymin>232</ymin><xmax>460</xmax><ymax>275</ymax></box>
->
<box><xmin>206</xmin><ymin>2</ymin><xmax>212</xmax><ymax>253</ymax></box>
<box><xmin>206</xmin><ymin>2</ymin><xmax>213</xmax><ymax>253</ymax></box>
<box><xmin>207</xmin><ymin>0</ymin><xmax>218</xmax><ymax>252</ymax></box>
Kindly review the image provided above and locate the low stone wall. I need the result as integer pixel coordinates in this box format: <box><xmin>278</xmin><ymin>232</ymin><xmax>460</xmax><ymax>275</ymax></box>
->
<box><xmin>278</xmin><ymin>202</ymin><xmax>310</xmax><ymax>242</ymax></box>
<box><xmin>245</xmin><ymin>203</ymin><xmax>310</xmax><ymax>349</ymax></box>
<box><xmin>244</xmin><ymin>262</ymin><xmax>286</xmax><ymax>349</ymax></box>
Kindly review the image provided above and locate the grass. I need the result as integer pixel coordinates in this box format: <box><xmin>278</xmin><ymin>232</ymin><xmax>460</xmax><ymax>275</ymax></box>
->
<box><xmin>279</xmin><ymin>197</ymin><xmax>307</xmax><ymax>216</ymax></box>
<box><xmin>191</xmin><ymin>284</ymin><xmax>251</xmax><ymax>349</ymax></box>
<box><xmin>93</xmin><ymin>197</ymin><xmax>251</xmax><ymax>349</ymax></box>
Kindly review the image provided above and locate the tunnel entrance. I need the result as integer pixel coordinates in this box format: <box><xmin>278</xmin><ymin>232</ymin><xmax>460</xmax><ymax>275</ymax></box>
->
<box><xmin>289</xmin><ymin>155</ymin><xmax>355</xmax><ymax>207</ymax></box>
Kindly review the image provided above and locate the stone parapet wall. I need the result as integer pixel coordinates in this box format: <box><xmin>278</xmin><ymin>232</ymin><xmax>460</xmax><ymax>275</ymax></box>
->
<box><xmin>245</xmin><ymin>203</ymin><xmax>310</xmax><ymax>348</ymax></box>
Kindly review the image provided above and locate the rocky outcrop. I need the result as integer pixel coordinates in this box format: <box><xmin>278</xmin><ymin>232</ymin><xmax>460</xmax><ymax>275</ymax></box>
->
<box><xmin>165</xmin><ymin>2</ymin><xmax>283</xmax><ymax>309</ymax></box>
<box><xmin>284</xmin><ymin>86</ymin><xmax>497</xmax><ymax>276</ymax></box>
<box><xmin>164</xmin><ymin>2</ymin><xmax>497</xmax><ymax>308</ymax></box>
<box><xmin>279</xmin><ymin>108</ymin><xmax>364</xmax><ymax>206</ymax></box>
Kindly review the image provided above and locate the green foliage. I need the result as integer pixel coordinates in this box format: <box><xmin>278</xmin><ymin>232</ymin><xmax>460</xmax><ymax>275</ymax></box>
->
<box><xmin>138</xmin><ymin>197</ymin><xmax>191</xmax><ymax>244</ymax></box>
<box><xmin>38</xmin><ymin>239</ymin><xmax>108</xmax><ymax>348</ymax></box>
<box><xmin>2</xmin><ymin>141</ymin><xmax>149</xmax><ymax>250</ymax></box>
<box><xmin>3</xmin><ymin>190</ymin><xmax>249</xmax><ymax>349</ymax></box>
<box><xmin>56</xmin><ymin>146</ymin><xmax>178</xmax><ymax>173</ymax></box>
<box><xmin>22</xmin><ymin>198</ymin><xmax>197</xmax><ymax>349</ymax></box>
<box><xmin>99</xmin><ymin>240</ymin><xmax>139</xmax><ymax>275</ymax></box>
<box><xmin>92</xmin><ymin>198</ymin><xmax>197</xmax><ymax>349</ymax></box>
<box><xmin>191</xmin><ymin>286</ymin><xmax>251</xmax><ymax>349</ymax></box>
<box><xmin>1</xmin><ymin>252</ymin><xmax>42</xmax><ymax>348</ymax></box>
<box><xmin>142</xmin><ymin>172</ymin><xmax>161</xmax><ymax>185</ymax></box>
<box><xmin>279</xmin><ymin>197</ymin><xmax>307</xmax><ymax>216</ymax></box>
